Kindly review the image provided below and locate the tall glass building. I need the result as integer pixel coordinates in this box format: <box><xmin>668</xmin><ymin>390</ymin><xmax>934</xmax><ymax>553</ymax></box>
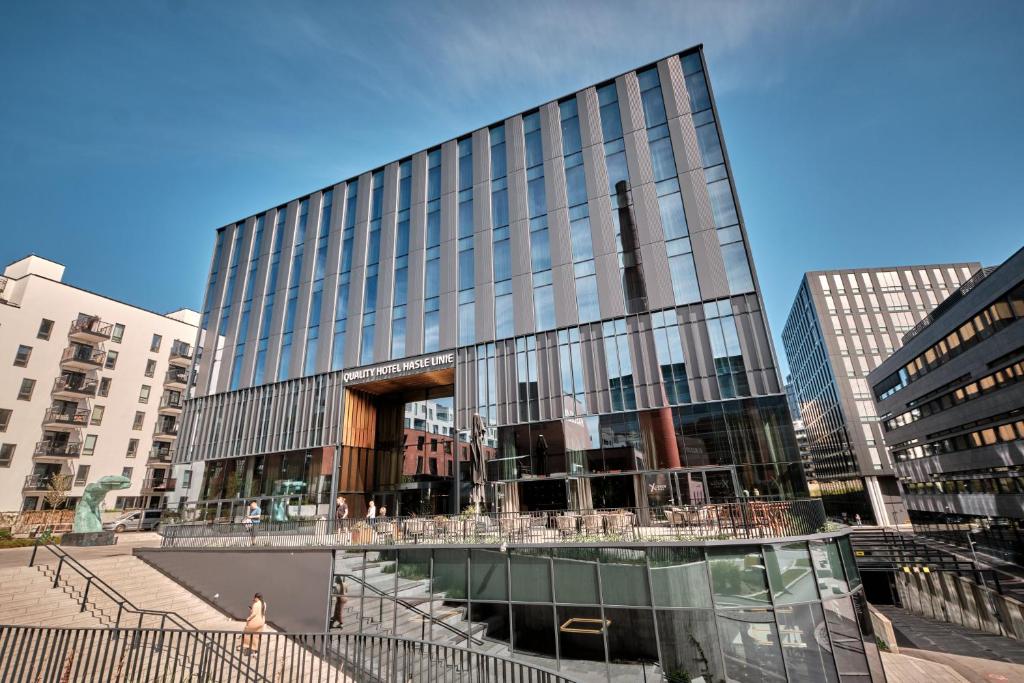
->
<box><xmin>175</xmin><ymin>45</ymin><xmax>807</xmax><ymax>518</ymax></box>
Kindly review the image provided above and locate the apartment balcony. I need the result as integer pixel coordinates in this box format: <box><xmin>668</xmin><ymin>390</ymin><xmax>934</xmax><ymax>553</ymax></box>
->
<box><xmin>60</xmin><ymin>346</ymin><xmax>105</xmax><ymax>371</ymax></box>
<box><xmin>68</xmin><ymin>315</ymin><xmax>113</xmax><ymax>342</ymax></box>
<box><xmin>148</xmin><ymin>448</ymin><xmax>173</xmax><ymax>464</ymax></box>
<box><xmin>33</xmin><ymin>441</ymin><xmax>81</xmax><ymax>458</ymax></box>
<box><xmin>168</xmin><ymin>343</ymin><xmax>193</xmax><ymax>367</ymax></box>
<box><xmin>141</xmin><ymin>477</ymin><xmax>176</xmax><ymax>493</ymax></box>
<box><xmin>51</xmin><ymin>376</ymin><xmax>98</xmax><ymax>399</ymax></box>
<box><xmin>164</xmin><ymin>369</ymin><xmax>188</xmax><ymax>389</ymax></box>
<box><xmin>158</xmin><ymin>394</ymin><xmax>184</xmax><ymax>414</ymax></box>
<box><xmin>42</xmin><ymin>408</ymin><xmax>90</xmax><ymax>430</ymax></box>
<box><xmin>153</xmin><ymin>424</ymin><xmax>179</xmax><ymax>442</ymax></box>
<box><xmin>23</xmin><ymin>475</ymin><xmax>52</xmax><ymax>491</ymax></box>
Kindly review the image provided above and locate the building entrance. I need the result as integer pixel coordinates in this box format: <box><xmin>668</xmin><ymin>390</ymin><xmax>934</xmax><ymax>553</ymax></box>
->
<box><xmin>337</xmin><ymin>362</ymin><xmax>461</xmax><ymax>518</ymax></box>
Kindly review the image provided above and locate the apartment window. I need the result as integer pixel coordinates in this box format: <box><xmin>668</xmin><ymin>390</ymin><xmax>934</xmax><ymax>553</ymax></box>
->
<box><xmin>105</xmin><ymin>350</ymin><xmax>118</xmax><ymax>369</ymax></box>
<box><xmin>98</xmin><ymin>377</ymin><xmax>111</xmax><ymax>397</ymax></box>
<box><xmin>132</xmin><ymin>411</ymin><xmax>145</xmax><ymax>430</ymax></box>
<box><xmin>13</xmin><ymin>345</ymin><xmax>32</xmax><ymax>367</ymax></box>
<box><xmin>17</xmin><ymin>379</ymin><xmax>35</xmax><ymax>401</ymax></box>
<box><xmin>91</xmin><ymin>405</ymin><xmax>105</xmax><ymax>425</ymax></box>
<box><xmin>139</xmin><ymin>385</ymin><xmax>151</xmax><ymax>404</ymax></box>
<box><xmin>82</xmin><ymin>435</ymin><xmax>97</xmax><ymax>456</ymax></box>
<box><xmin>112</xmin><ymin>324</ymin><xmax>125</xmax><ymax>343</ymax></box>
<box><xmin>181</xmin><ymin>470</ymin><xmax>192</xmax><ymax>490</ymax></box>
<box><xmin>121</xmin><ymin>467</ymin><xmax>133</xmax><ymax>480</ymax></box>
<box><xmin>126</xmin><ymin>439</ymin><xmax>139</xmax><ymax>458</ymax></box>
<box><xmin>144</xmin><ymin>359</ymin><xmax>157</xmax><ymax>377</ymax></box>
<box><xmin>37</xmin><ymin>319</ymin><xmax>54</xmax><ymax>340</ymax></box>
<box><xmin>0</xmin><ymin>408</ymin><xmax>10</xmax><ymax>432</ymax></box>
<box><xmin>75</xmin><ymin>465</ymin><xmax>90</xmax><ymax>486</ymax></box>
<box><xmin>0</xmin><ymin>443</ymin><xmax>13</xmax><ymax>467</ymax></box>
<box><xmin>150</xmin><ymin>334</ymin><xmax>162</xmax><ymax>352</ymax></box>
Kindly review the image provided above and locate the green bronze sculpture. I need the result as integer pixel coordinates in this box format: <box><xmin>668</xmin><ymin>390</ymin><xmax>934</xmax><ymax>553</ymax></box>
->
<box><xmin>73</xmin><ymin>475</ymin><xmax>131</xmax><ymax>533</ymax></box>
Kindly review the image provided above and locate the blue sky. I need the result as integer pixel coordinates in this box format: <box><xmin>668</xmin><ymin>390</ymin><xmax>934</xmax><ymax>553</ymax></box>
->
<box><xmin>1</xmin><ymin>1</ymin><xmax>1022</xmax><ymax>373</ymax></box>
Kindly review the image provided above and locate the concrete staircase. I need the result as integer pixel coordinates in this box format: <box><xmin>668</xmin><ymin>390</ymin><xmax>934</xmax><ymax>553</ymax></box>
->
<box><xmin>0</xmin><ymin>564</ymin><xmax>107</xmax><ymax>627</ymax></box>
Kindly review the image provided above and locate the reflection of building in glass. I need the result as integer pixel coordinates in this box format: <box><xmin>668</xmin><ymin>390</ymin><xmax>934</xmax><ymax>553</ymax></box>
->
<box><xmin>871</xmin><ymin>247</ymin><xmax>1024</xmax><ymax>534</ymax></box>
<box><xmin>331</xmin><ymin>535</ymin><xmax>885</xmax><ymax>681</ymax></box>
<box><xmin>176</xmin><ymin>45</ymin><xmax>809</xmax><ymax>519</ymax></box>
<box><xmin>782</xmin><ymin>263</ymin><xmax>981</xmax><ymax>525</ymax></box>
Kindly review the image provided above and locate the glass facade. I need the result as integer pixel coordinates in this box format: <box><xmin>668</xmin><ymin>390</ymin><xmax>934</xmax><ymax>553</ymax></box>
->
<box><xmin>332</xmin><ymin>535</ymin><xmax>881</xmax><ymax>682</ymax></box>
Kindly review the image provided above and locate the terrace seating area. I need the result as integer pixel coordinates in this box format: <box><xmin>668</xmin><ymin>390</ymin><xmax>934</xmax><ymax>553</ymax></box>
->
<box><xmin>159</xmin><ymin>499</ymin><xmax>830</xmax><ymax>549</ymax></box>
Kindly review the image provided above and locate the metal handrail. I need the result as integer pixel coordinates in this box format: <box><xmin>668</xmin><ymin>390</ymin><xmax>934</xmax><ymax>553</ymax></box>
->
<box><xmin>342</xmin><ymin>570</ymin><xmax>485</xmax><ymax>646</ymax></box>
<box><xmin>26</xmin><ymin>541</ymin><xmax>274</xmax><ymax>681</ymax></box>
<box><xmin>0</xmin><ymin>625</ymin><xmax>578</xmax><ymax>683</ymax></box>
<box><xmin>60</xmin><ymin>345</ymin><xmax>105</xmax><ymax>365</ymax></box>
<box><xmin>33</xmin><ymin>441</ymin><xmax>81</xmax><ymax>457</ymax></box>
<box><xmin>161</xmin><ymin>499</ymin><xmax>830</xmax><ymax>549</ymax></box>
<box><xmin>52</xmin><ymin>376</ymin><xmax>98</xmax><ymax>395</ymax></box>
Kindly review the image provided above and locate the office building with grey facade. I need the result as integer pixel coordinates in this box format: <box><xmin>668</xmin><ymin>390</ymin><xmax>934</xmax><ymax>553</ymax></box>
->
<box><xmin>783</xmin><ymin>263</ymin><xmax>981</xmax><ymax>525</ymax></box>
<box><xmin>871</xmin><ymin>247</ymin><xmax>1023</xmax><ymax>533</ymax></box>
<box><xmin>175</xmin><ymin>45</ymin><xmax>809</xmax><ymax>519</ymax></box>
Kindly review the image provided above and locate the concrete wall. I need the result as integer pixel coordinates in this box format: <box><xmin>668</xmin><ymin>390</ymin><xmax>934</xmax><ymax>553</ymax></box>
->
<box><xmin>137</xmin><ymin>548</ymin><xmax>333</xmax><ymax>633</ymax></box>
<box><xmin>894</xmin><ymin>570</ymin><xmax>1024</xmax><ymax>641</ymax></box>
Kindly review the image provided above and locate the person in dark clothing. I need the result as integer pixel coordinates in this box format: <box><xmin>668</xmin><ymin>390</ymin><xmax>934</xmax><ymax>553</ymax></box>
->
<box><xmin>329</xmin><ymin>578</ymin><xmax>348</xmax><ymax>629</ymax></box>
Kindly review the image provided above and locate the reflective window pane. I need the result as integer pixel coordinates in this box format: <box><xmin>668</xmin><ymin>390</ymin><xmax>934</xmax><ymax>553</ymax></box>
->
<box><xmin>707</xmin><ymin>547</ymin><xmax>771</xmax><ymax>606</ymax></box>
<box><xmin>763</xmin><ymin>542</ymin><xmax>819</xmax><ymax>605</ymax></box>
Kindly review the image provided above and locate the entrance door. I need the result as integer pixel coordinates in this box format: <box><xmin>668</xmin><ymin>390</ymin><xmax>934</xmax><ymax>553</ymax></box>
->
<box><xmin>672</xmin><ymin>467</ymin><xmax>739</xmax><ymax>504</ymax></box>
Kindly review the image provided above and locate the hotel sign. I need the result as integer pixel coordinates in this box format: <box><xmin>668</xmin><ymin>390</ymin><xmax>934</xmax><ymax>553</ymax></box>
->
<box><xmin>343</xmin><ymin>352</ymin><xmax>455</xmax><ymax>384</ymax></box>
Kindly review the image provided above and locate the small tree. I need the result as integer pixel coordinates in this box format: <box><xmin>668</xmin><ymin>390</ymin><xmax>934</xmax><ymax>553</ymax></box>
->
<box><xmin>44</xmin><ymin>473</ymin><xmax>73</xmax><ymax>510</ymax></box>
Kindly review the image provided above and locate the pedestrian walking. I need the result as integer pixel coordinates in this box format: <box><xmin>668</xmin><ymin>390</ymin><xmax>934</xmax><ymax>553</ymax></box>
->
<box><xmin>240</xmin><ymin>593</ymin><xmax>267</xmax><ymax>654</ymax></box>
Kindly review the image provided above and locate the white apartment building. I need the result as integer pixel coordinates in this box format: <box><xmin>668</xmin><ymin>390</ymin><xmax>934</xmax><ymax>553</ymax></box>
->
<box><xmin>0</xmin><ymin>255</ymin><xmax>202</xmax><ymax>512</ymax></box>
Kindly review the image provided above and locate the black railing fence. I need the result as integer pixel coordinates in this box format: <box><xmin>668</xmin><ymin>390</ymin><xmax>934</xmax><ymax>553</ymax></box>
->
<box><xmin>0</xmin><ymin>625</ymin><xmax>577</xmax><ymax>683</ymax></box>
<box><xmin>161</xmin><ymin>499</ymin><xmax>829</xmax><ymax>549</ymax></box>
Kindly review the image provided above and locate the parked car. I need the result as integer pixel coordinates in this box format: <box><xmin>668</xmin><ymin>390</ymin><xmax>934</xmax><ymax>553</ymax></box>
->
<box><xmin>103</xmin><ymin>509</ymin><xmax>164</xmax><ymax>533</ymax></box>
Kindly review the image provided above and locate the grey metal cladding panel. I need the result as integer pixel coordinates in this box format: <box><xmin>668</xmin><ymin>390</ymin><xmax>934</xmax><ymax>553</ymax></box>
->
<box><xmin>621</xmin><ymin>138</ymin><xmax>652</xmax><ymax>218</ymax></box>
<box><xmin>583</xmin><ymin>144</ymin><xmax>610</xmax><ymax>203</ymax></box>
<box><xmin>616</xmin><ymin>72</ymin><xmax>644</xmax><ymax>135</ymax></box>
<box><xmin>473</xmin><ymin>181</ymin><xmax>492</xmax><ymax>236</ymax></box>
<box><xmin>472</xmin><ymin>128</ymin><xmax>490</xmax><ymax>185</ymax></box>
<box><xmin>548</xmin><ymin>207</ymin><xmax>572</xmax><ymax>268</ymax></box>
<box><xmin>677</xmin><ymin>305</ymin><xmax>718</xmax><ymax>399</ymax></box>
<box><xmin>632</xmin><ymin>181</ymin><xmax>664</xmax><ymax>246</ymax></box>
<box><xmin>289</xmin><ymin>193</ymin><xmax>326</xmax><ymax>377</ymax></box>
<box><xmin>406</xmin><ymin>250</ymin><xmax>425</xmax><ymax>356</ymax></box>
<box><xmin>540</xmin><ymin>101</ymin><xmax>562</xmax><ymax>162</ymax></box>
<box><xmin>441</xmin><ymin>239</ymin><xmax>457</xmax><ymax>294</ymax></box>
<box><xmin>376</xmin><ymin>211</ymin><xmax>397</xmax><ymax>312</ymax></box>
<box><xmin>314</xmin><ymin>274</ymin><xmax>340</xmax><ymax>372</ymax></box>
<box><xmin>349</xmin><ymin>174</ymin><xmax>372</xmax><ymax>275</ymax></box>
<box><xmin>587</xmin><ymin>192</ymin><xmax>617</xmax><ymax>258</ymax></box>
<box><xmin>322</xmin><ymin>182</ymin><xmax>347</xmax><ymax>298</ymax></box>
<box><xmin>731</xmin><ymin>306</ymin><xmax>764</xmax><ymax>397</ymax></box>
<box><xmin>507</xmin><ymin>166</ymin><xmax>529</xmax><ymax>225</ymax></box>
<box><xmin>669</xmin><ymin>115</ymin><xmax>704</xmax><ymax>175</ymax></box>
<box><xmin>679</xmin><ymin>168</ymin><xmax>715</xmax><ymax>235</ymax></box>
<box><xmin>441</xmin><ymin>190</ymin><xmax>458</xmax><ymax>244</ymax></box>
<box><xmin>411</xmin><ymin>150</ymin><xmax>428</xmax><ymax>207</ymax></box>
<box><xmin>552</xmin><ymin>264</ymin><xmax>578</xmax><ymax>329</ymax></box>
<box><xmin>691</xmin><ymin>230</ymin><xmax>730</xmax><ymax>300</ymax></box>
<box><xmin>474</xmin><ymin>280</ymin><xmax>495</xmax><ymax>343</ymax></box>
<box><xmin>595</xmin><ymin>252</ymin><xmax>626</xmax><ymax>319</ymax></box>
<box><xmin>217</xmin><ymin>216</ymin><xmax>258</xmax><ymax>394</ymax></box>
<box><xmin>659</xmin><ymin>56</ymin><xmax>689</xmax><ymax>120</ymax></box>
<box><xmin>343</xmin><ymin>266</ymin><xmax>365</xmax><ymax>368</ymax></box>
<box><xmin>512</xmin><ymin>273</ymin><xmax>536</xmax><ymax>336</ymax></box>
<box><xmin>505</xmin><ymin>115</ymin><xmax>525</xmax><ymax>172</ymax></box>
<box><xmin>240</xmin><ymin>228</ymin><xmax>275</xmax><ymax>385</ymax></box>
<box><xmin>510</xmin><ymin>219</ymin><xmax>532</xmax><ymax>277</ymax></box>
<box><xmin>439</xmin><ymin>290</ymin><xmax>457</xmax><ymax>349</ymax></box>
<box><xmin>578</xmin><ymin>87</ymin><xmax>602</xmax><ymax>149</ymax></box>
<box><xmin>263</xmin><ymin>200</ymin><xmax>300</xmax><ymax>375</ymax></box>
<box><xmin>640</xmin><ymin>242</ymin><xmax>674</xmax><ymax>310</ymax></box>
<box><xmin>441</xmin><ymin>139</ymin><xmax>458</xmax><ymax>196</ymax></box>
<box><xmin>474</xmin><ymin>228</ymin><xmax>494</xmax><ymax>285</ymax></box>
<box><xmin>544</xmin><ymin>157</ymin><xmax>568</xmax><ymax>213</ymax></box>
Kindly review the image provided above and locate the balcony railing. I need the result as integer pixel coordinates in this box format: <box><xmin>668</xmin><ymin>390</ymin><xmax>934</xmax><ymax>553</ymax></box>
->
<box><xmin>51</xmin><ymin>376</ymin><xmax>98</xmax><ymax>396</ymax></box>
<box><xmin>60</xmin><ymin>346</ymin><xmax>105</xmax><ymax>367</ymax></box>
<box><xmin>148</xmin><ymin>448</ymin><xmax>173</xmax><ymax>463</ymax></box>
<box><xmin>23</xmin><ymin>475</ymin><xmax>53</xmax><ymax>490</ymax></box>
<box><xmin>42</xmin><ymin>408</ymin><xmax>90</xmax><ymax>428</ymax></box>
<box><xmin>69</xmin><ymin>315</ymin><xmax>113</xmax><ymax>340</ymax></box>
<box><xmin>159</xmin><ymin>394</ymin><xmax>184</xmax><ymax>410</ymax></box>
<box><xmin>155</xmin><ymin>423</ymin><xmax>179</xmax><ymax>437</ymax></box>
<box><xmin>160</xmin><ymin>499</ymin><xmax>831</xmax><ymax>549</ymax></box>
<box><xmin>169</xmin><ymin>343</ymin><xmax>193</xmax><ymax>361</ymax></box>
<box><xmin>142</xmin><ymin>478</ymin><xmax>176</xmax><ymax>492</ymax></box>
<box><xmin>34</xmin><ymin>441</ymin><xmax>81</xmax><ymax>458</ymax></box>
<box><xmin>164</xmin><ymin>369</ymin><xmax>188</xmax><ymax>386</ymax></box>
